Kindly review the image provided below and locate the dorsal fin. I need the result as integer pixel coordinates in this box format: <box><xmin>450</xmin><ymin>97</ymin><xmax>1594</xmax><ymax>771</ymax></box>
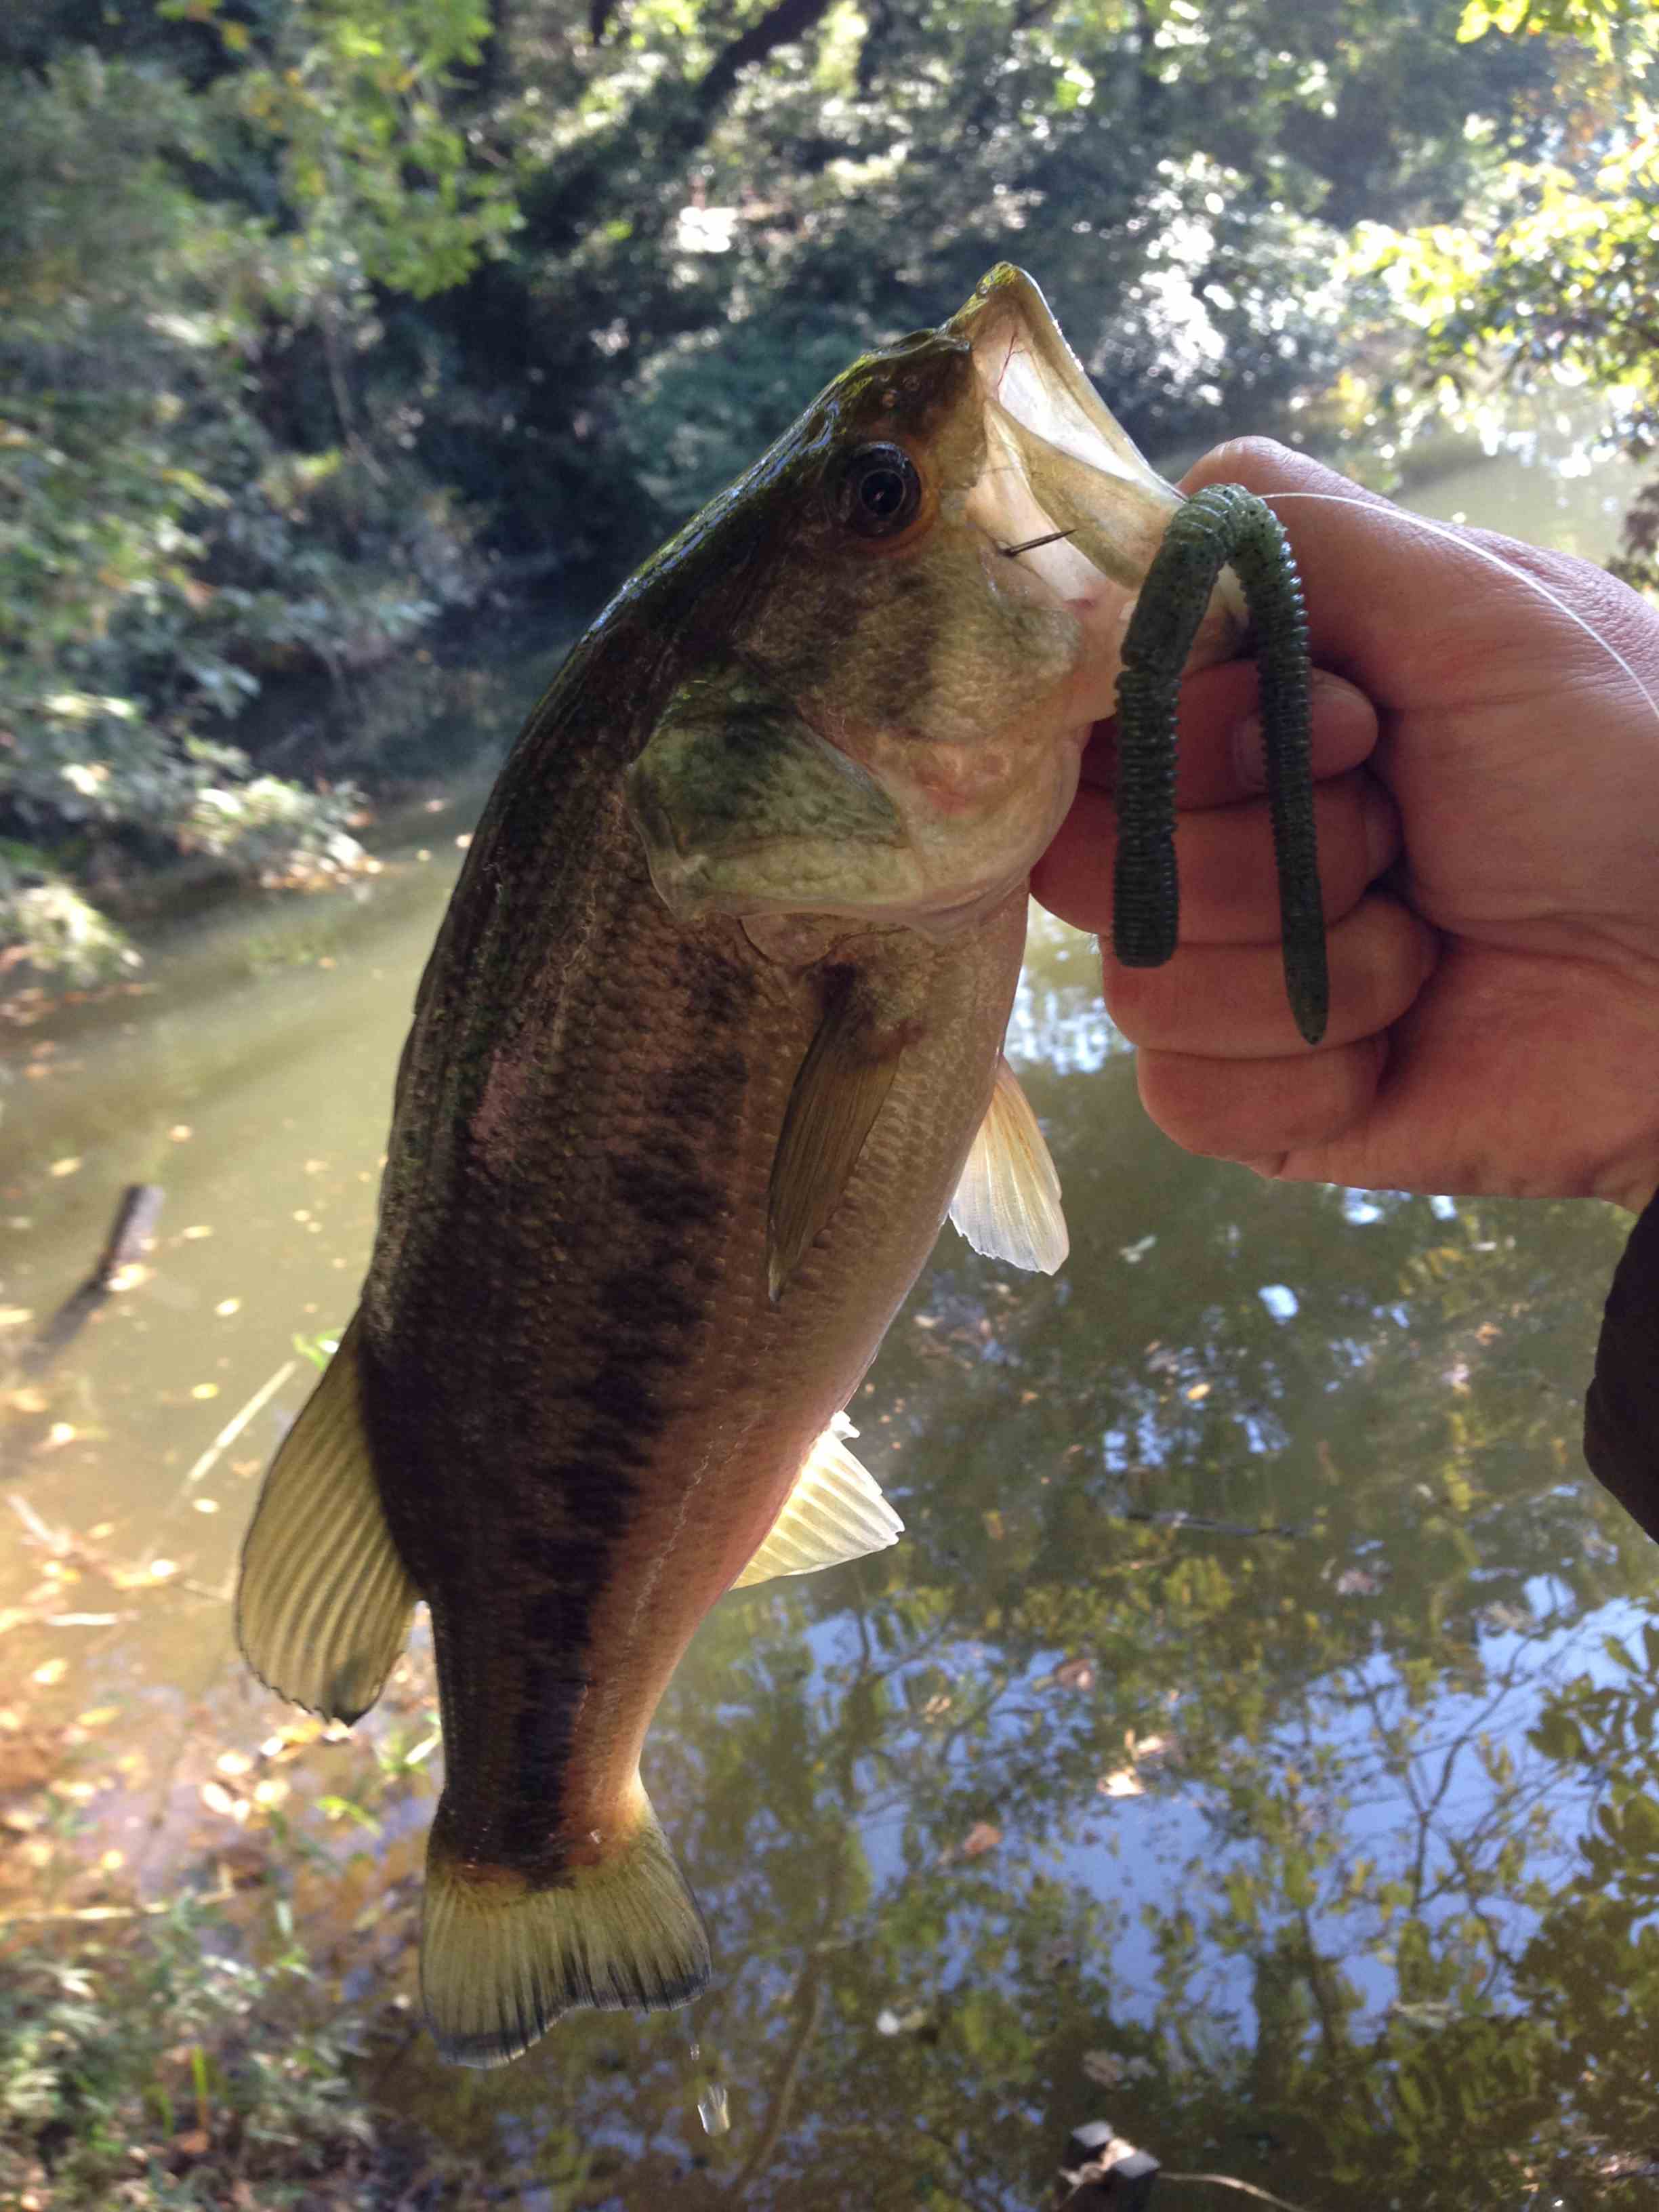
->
<box><xmin>234</xmin><ymin>1314</ymin><xmax>420</xmax><ymax>1725</ymax></box>
<box><xmin>949</xmin><ymin>1054</ymin><xmax>1068</xmax><ymax>1273</ymax></box>
<box><xmin>732</xmin><ymin>1416</ymin><xmax>902</xmax><ymax>1588</ymax></box>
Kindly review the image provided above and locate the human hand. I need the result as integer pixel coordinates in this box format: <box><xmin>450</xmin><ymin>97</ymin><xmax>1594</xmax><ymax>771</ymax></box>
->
<box><xmin>1031</xmin><ymin>438</ymin><xmax>1659</xmax><ymax>1212</ymax></box>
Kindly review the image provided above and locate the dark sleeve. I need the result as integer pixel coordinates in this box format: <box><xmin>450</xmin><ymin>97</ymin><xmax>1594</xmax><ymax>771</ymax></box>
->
<box><xmin>1584</xmin><ymin>1191</ymin><xmax>1659</xmax><ymax>1542</ymax></box>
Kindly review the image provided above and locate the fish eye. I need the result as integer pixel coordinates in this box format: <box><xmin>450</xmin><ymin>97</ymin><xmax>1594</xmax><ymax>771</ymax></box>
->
<box><xmin>831</xmin><ymin>443</ymin><xmax>924</xmax><ymax>540</ymax></box>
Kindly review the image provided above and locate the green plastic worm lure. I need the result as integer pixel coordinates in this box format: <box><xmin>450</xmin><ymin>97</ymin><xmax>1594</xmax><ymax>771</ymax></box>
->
<box><xmin>1111</xmin><ymin>483</ymin><xmax>1328</xmax><ymax>1048</ymax></box>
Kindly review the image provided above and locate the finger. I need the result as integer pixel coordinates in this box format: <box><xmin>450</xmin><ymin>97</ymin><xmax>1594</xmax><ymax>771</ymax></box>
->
<box><xmin>1103</xmin><ymin>893</ymin><xmax>1437</xmax><ymax>1059</ymax></box>
<box><xmin>1076</xmin><ymin>663</ymin><xmax>1379</xmax><ymax>813</ymax></box>
<box><xmin>1032</xmin><ymin>766</ymin><xmax>1400</xmax><ymax>946</ymax></box>
<box><xmin>1138</xmin><ymin>1034</ymin><xmax>1388</xmax><ymax>1161</ymax></box>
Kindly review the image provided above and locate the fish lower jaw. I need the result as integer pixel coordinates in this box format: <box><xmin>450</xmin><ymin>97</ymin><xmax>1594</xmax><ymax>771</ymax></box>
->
<box><xmin>643</xmin><ymin>844</ymin><xmax>931</xmax><ymax>928</ymax></box>
<box><xmin>888</xmin><ymin>740</ymin><xmax>1092</xmax><ymax>935</ymax></box>
<box><xmin>642</xmin><ymin>836</ymin><xmax>1004</xmax><ymax>935</ymax></box>
<box><xmin>895</xmin><ymin>867</ymin><xmax>1043</xmax><ymax>941</ymax></box>
<box><xmin>650</xmin><ymin>862</ymin><xmax>1032</xmax><ymax>941</ymax></box>
<box><xmin>1061</xmin><ymin>588</ymin><xmax>1141</xmax><ymax>716</ymax></box>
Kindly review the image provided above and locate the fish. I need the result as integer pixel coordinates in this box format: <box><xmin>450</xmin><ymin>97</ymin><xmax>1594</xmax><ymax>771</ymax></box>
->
<box><xmin>234</xmin><ymin>264</ymin><xmax>1251</xmax><ymax>2068</ymax></box>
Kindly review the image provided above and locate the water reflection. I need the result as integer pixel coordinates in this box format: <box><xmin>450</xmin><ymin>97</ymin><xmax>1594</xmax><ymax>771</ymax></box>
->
<box><xmin>4</xmin><ymin>479</ymin><xmax>1658</xmax><ymax>2206</ymax></box>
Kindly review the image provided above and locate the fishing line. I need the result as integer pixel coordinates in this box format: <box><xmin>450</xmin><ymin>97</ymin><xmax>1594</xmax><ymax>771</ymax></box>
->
<box><xmin>1111</xmin><ymin>483</ymin><xmax>1327</xmax><ymax>1047</ymax></box>
<box><xmin>1265</xmin><ymin>489</ymin><xmax>1659</xmax><ymax>732</ymax></box>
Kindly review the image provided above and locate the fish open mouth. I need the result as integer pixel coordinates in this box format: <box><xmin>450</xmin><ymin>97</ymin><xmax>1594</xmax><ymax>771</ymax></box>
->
<box><xmin>948</xmin><ymin>264</ymin><xmax>1243</xmax><ymax>670</ymax></box>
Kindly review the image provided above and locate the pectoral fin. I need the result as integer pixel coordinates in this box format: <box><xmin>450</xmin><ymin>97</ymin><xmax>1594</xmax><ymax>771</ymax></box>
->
<box><xmin>949</xmin><ymin>1054</ymin><xmax>1068</xmax><ymax>1273</ymax></box>
<box><xmin>767</xmin><ymin>985</ymin><xmax>902</xmax><ymax>1301</ymax></box>
<box><xmin>234</xmin><ymin>1313</ymin><xmax>420</xmax><ymax>1725</ymax></box>
<box><xmin>733</xmin><ymin>1416</ymin><xmax>902</xmax><ymax>1588</ymax></box>
<box><xmin>1584</xmin><ymin>1191</ymin><xmax>1659</xmax><ymax>1542</ymax></box>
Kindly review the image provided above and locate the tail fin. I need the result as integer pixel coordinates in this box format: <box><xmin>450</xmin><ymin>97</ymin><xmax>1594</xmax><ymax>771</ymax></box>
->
<box><xmin>421</xmin><ymin>1786</ymin><xmax>710</xmax><ymax>2068</ymax></box>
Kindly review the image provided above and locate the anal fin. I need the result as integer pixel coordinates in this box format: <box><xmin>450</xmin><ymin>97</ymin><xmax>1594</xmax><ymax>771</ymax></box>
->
<box><xmin>733</xmin><ymin>1414</ymin><xmax>902</xmax><ymax>1588</ymax></box>
<box><xmin>234</xmin><ymin>1312</ymin><xmax>420</xmax><ymax>1725</ymax></box>
<box><xmin>949</xmin><ymin>1053</ymin><xmax>1068</xmax><ymax>1274</ymax></box>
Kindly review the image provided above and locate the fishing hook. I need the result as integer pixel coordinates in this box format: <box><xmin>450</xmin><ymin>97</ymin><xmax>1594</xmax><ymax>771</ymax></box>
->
<box><xmin>998</xmin><ymin>528</ymin><xmax>1078</xmax><ymax>558</ymax></box>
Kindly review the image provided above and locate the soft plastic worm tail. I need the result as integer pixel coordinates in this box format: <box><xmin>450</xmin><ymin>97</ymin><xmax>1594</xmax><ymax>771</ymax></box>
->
<box><xmin>1111</xmin><ymin>483</ymin><xmax>1328</xmax><ymax>1047</ymax></box>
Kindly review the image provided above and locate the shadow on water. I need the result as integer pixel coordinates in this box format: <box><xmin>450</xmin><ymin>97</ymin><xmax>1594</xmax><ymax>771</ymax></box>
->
<box><xmin>4</xmin><ymin>450</ymin><xmax>1659</xmax><ymax>2209</ymax></box>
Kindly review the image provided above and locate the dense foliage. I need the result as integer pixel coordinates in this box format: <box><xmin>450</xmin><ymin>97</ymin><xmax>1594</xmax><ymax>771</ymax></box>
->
<box><xmin>1358</xmin><ymin>0</ymin><xmax>1659</xmax><ymax>588</ymax></box>
<box><xmin>0</xmin><ymin>0</ymin><xmax>1649</xmax><ymax>972</ymax></box>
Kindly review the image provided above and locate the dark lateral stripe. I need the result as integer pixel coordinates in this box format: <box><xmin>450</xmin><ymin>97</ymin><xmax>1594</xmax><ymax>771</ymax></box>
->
<box><xmin>503</xmin><ymin>1652</ymin><xmax>595</xmax><ymax>1861</ymax></box>
<box><xmin>428</xmin><ymin>951</ymin><xmax>759</xmax><ymax>1866</ymax></box>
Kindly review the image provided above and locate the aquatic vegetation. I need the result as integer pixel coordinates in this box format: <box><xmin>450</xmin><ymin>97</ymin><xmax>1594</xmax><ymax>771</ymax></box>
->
<box><xmin>0</xmin><ymin>1904</ymin><xmax>389</xmax><ymax>2209</ymax></box>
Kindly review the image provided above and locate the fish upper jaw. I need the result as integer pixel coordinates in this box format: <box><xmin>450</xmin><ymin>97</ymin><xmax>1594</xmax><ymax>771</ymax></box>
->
<box><xmin>951</xmin><ymin>263</ymin><xmax>1246</xmax><ymax>695</ymax></box>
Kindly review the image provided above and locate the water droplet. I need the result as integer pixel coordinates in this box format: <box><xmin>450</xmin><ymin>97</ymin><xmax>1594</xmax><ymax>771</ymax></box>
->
<box><xmin>697</xmin><ymin>2083</ymin><xmax>730</xmax><ymax>2136</ymax></box>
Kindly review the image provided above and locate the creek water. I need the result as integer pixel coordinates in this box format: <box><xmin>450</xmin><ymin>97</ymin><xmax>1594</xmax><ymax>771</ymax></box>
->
<box><xmin>3</xmin><ymin>434</ymin><xmax>1656</xmax><ymax>2209</ymax></box>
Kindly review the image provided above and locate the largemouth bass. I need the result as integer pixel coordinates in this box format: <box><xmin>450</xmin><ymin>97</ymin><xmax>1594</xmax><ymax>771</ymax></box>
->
<box><xmin>235</xmin><ymin>266</ymin><xmax>1250</xmax><ymax>2067</ymax></box>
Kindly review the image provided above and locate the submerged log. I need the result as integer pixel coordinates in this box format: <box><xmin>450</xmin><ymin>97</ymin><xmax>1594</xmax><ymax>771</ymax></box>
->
<box><xmin>20</xmin><ymin>1183</ymin><xmax>164</xmax><ymax>1377</ymax></box>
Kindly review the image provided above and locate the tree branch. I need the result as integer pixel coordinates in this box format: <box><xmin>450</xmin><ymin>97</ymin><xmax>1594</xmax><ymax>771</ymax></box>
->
<box><xmin>520</xmin><ymin>0</ymin><xmax>838</xmax><ymax>251</ymax></box>
<box><xmin>696</xmin><ymin>0</ymin><xmax>840</xmax><ymax>115</ymax></box>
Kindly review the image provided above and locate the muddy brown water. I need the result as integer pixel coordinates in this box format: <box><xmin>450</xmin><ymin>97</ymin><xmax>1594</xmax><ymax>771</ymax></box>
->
<box><xmin>3</xmin><ymin>443</ymin><xmax>1658</xmax><ymax>2209</ymax></box>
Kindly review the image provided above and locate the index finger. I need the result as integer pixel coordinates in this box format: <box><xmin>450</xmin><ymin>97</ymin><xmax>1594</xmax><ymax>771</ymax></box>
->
<box><xmin>1077</xmin><ymin>659</ymin><xmax>1379</xmax><ymax>812</ymax></box>
<box><xmin>1181</xmin><ymin>437</ymin><xmax>1647</xmax><ymax>724</ymax></box>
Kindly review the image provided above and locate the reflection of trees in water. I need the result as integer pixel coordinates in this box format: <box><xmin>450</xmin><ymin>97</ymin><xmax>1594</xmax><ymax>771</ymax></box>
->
<box><xmin>889</xmin><ymin>1051</ymin><xmax>1635</xmax><ymax>1657</ymax></box>
<box><xmin>365</xmin><ymin>1048</ymin><xmax>1656</xmax><ymax>2205</ymax></box>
